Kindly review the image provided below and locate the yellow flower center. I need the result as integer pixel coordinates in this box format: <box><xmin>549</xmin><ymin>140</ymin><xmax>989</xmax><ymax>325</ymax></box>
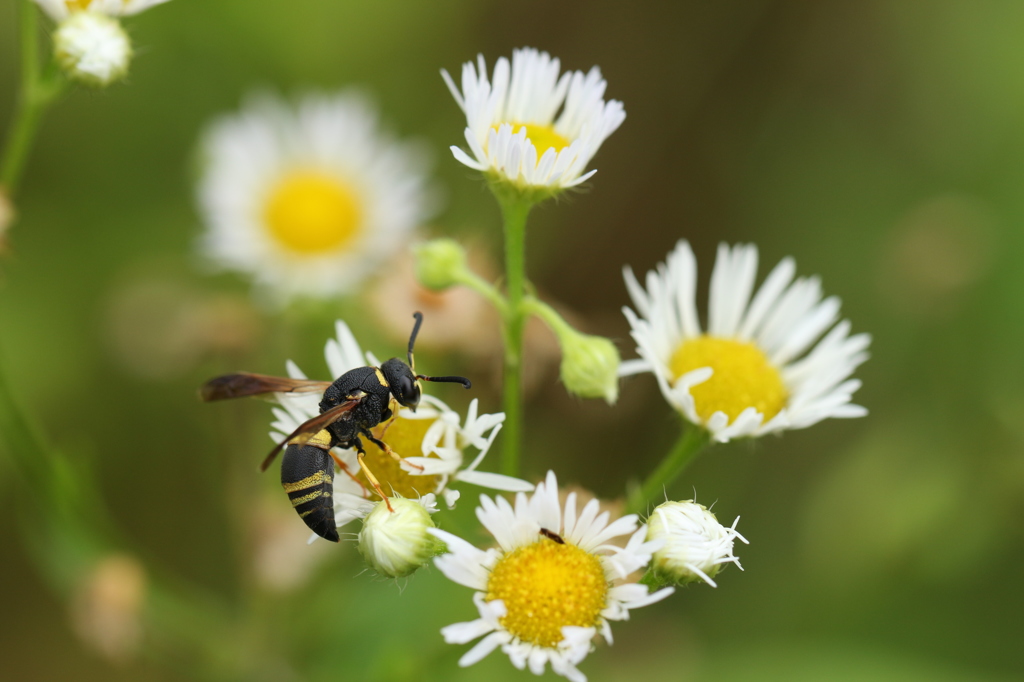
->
<box><xmin>486</xmin><ymin>538</ymin><xmax>608</xmax><ymax>648</ymax></box>
<box><xmin>669</xmin><ymin>336</ymin><xmax>788</xmax><ymax>423</ymax></box>
<box><xmin>494</xmin><ymin>122</ymin><xmax>571</xmax><ymax>157</ymax></box>
<box><xmin>358</xmin><ymin>416</ymin><xmax>441</xmax><ymax>499</ymax></box>
<box><xmin>263</xmin><ymin>171</ymin><xmax>362</xmax><ymax>255</ymax></box>
<box><xmin>66</xmin><ymin>0</ymin><xmax>95</xmax><ymax>9</ymax></box>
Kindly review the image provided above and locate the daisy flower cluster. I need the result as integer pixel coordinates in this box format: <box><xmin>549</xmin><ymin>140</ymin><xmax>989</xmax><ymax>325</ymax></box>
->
<box><xmin>189</xmin><ymin>44</ymin><xmax>869</xmax><ymax>682</ymax></box>
<box><xmin>0</xmin><ymin>0</ymin><xmax>878</xmax><ymax>671</ymax></box>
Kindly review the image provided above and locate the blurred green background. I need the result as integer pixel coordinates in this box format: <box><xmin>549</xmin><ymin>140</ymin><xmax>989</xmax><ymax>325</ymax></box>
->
<box><xmin>2</xmin><ymin>1</ymin><xmax>1023</xmax><ymax>680</ymax></box>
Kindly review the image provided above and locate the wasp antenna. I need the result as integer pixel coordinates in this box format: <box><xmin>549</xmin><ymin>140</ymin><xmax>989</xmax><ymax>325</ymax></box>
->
<box><xmin>417</xmin><ymin>374</ymin><xmax>472</xmax><ymax>389</ymax></box>
<box><xmin>408</xmin><ymin>311</ymin><xmax>424</xmax><ymax>371</ymax></box>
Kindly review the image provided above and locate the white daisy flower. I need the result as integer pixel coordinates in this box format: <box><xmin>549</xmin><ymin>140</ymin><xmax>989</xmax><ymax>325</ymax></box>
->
<box><xmin>442</xmin><ymin>47</ymin><xmax>625</xmax><ymax>191</ymax></box>
<box><xmin>197</xmin><ymin>91</ymin><xmax>432</xmax><ymax>303</ymax></box>
<box><xmin>645</xmin><ymin>500</ymin><xmax>748</xmax><ymax>588</ymax></box>
<box><xmin>622</xmin><ymin>241</ymin><xmax>871</xmax><ymax>442</ymax></box>
<box><xmin>430</xmin><ymin>471</ymin><xmax>674</xmax><ymax>682</ymax></box>
<box><xmin>34</xmin><ymin>0</ymin><xmax>170</xmax><ymax>21</ymax></box>
<box><xmin>269</xmin><ymin>320</ymin><xmax>533</xmax><ymax>536</ymax></box>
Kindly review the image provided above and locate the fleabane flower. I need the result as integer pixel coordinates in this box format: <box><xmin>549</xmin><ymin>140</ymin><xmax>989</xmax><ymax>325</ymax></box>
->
<box><xmin>443</xmin><ymin>47</ymin><xmax>625</xmax><ymax>193</ymax></box>
<box><xmin>197</xmin><ymin>92</ymin><xmax>433</xmax><ymax>303</ymax></box>
<box><xmin>269</xmin><ymin>320</ymin><xmax>532</xmax><ymax>538</ymax></box>
<box><xmin>645</xmin><ymin>500</ymin><xmax>748</xmax><ymax>588</ymax></box>
<box><xmin>431</xmin><ymin>471</ymin><xmax>673</xmax><ymax>682</ymax></box>
<box><xmin>34</xmin><ymin>0</ymin><xmax>170</xmax><ymax>21</ymax></box>
<box><xmin>358</xmin><ymin>495</ymin><xmax>445</xmax><ymax>578</ymax></box>
<box><xmin>623</xmin><ymin>241</ymin><xmax>871</xmax><ymax>442</ymax></box>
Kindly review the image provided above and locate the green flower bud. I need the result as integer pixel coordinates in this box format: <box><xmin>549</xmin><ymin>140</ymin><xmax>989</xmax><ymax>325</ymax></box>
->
<box><xmin>558</xmin><ymin>328</ymin><xmax>621</xmax><ymax>404</ymax></box>
<box><xmin>645</xmin><ymin>500</ymin><xmax>748</xmax><ymax>588</ymax></box>
<box><xmin>358</xmin><ymin>497</ymin><xmax>445</xmax><ymax>578</ymax></box>
<box><xmin>414</xmin><ymin>239</ymin><xmax>468</xmax><ymax>291</ymax></box>
<box><xmin>54</xmin><ymin>12</ymin><xmax>132</xmax><ymax>88</ymax></box>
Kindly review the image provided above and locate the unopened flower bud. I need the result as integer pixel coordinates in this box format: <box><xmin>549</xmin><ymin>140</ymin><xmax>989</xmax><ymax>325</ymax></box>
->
<box><xmin>558</xmin><ymin>328</ymin><xmax>620</xmax><ymax>404</ymax></box>
<box><xmin>645</xmin><ymin>500</ymin><xmax>748</xmax><ymax>588</ymax></box>
<box><xmin>358</xmin><ymin>496</ymin><xmax>445</xmax><ymax>578</ymax></box>
<box><xmin>414</xmin><ymin>238</ymin><xmax>468</xmax><ymax>291</ymax></box>
<box><xmin>54</xmin><ymin>12</ymin><xmax>132</xmax><ymax>87</ymax></box>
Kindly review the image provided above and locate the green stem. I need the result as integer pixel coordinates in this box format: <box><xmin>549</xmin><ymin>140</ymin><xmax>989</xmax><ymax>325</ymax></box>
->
<box><xmin>1</xmin><ymin>0</ymin><xmax>63</xmax><ymax>196</ymax></box>
<box><xmin>626</xmin><ymin>425</ymin><xmax>711</xmax><ymax>515</ymax></box>
<box><xmin>521</xmin><ymin>296</ymin><xmax>570</xmax><ymax>336</ymax></box>
<box><xmin>454</xmin><ymin>268</ymin><xmax>508</xmax><ymax>317</ymax></box>
<box><xmin>0</xmin><ymin>357</ymin><xmax>52</xmax><ymax>497</ymax></box>
<box><xmin>496</xmin><ymin>191</ymin><xmax>533</xmax><ymax>478</ymax></box>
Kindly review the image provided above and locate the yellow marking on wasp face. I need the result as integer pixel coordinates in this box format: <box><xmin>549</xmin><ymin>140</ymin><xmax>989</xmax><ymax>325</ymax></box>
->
<box><xmin>374</xmin><ymin>367</ymin><xmax>388</xmax><ymax>387</ymax></box>
<box><xmin>289</xmin><ymin>490</ymin><xmax>323</xmax><ymax>507</ymax></box>
<box><xmin>281</xmin><ymin>470</ymin><xmax>332</xmax><ymax>493</ymax></box>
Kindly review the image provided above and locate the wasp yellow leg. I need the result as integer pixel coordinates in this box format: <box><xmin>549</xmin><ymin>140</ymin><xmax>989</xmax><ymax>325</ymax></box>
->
<box><xmin>330</xmin><ymin>451</ymin><xmax>368</xmax><ymax>497</ymax></box>
<box><xmin>356</xmin><ymin>450</ymin><xmax>394</xmax><ymax>513</ymax></box>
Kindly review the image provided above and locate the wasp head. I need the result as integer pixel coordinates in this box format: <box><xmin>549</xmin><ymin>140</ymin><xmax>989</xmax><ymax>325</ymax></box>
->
<box><xmin>381</xmin><ymin>357</ymin><xmax>421</xmax><ymax>410</ymax></box>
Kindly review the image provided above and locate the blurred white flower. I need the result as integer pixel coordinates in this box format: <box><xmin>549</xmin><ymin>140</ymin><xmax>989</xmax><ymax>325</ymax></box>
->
<box><xmin>443</xmin><ymin>47</ymin><xmax>625</xmax><ymax>191</ymax></box>
<box><xmin>270</xmin><ymin>320</ymin><xmax>532</xmax><ymax>540</ymax></box>
<box><xmin>623</xmin><ymin>241</ymin><xmax>871</xmax><ymax>442</ymax></box>
<box><xmin>34</xmin><ymin>0</ymin><xmax>170</xmax><ymax>21</ymax></box>
<box><xmin>430</xmin><ymin>471</ymin><xmax>673</xmax><ymax>682</ymax></box>
<box><xmin>52</xmin><ymin>11</ymin><xmax>131</xmax><ymax>87</ymax></box>
<box><xmin>70</xmin><ymin>554</ymin><xmax>147</xmax><ymax>663</ymax></box>
<box><xmin>197</xmin><ymin>92</ymin><xmax>433</xmax><ymax>303</ymax></box>
<box><xmin>645</xmin><ymin>500</ymin><xmax>747</xmax><ymax>587</ymax></box>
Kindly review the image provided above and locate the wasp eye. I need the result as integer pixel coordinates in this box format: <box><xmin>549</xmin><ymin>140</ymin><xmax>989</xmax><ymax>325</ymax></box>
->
<box><xmin>398</xmin><ymin>375</ymin><xmax>419</xmax><ymax>407</ymax></box>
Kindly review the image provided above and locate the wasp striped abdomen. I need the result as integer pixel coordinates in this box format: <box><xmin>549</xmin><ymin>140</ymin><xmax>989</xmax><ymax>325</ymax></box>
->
<box><xmin>281</xmin><ymin>434</ymin><xmax>339</xmax><ymax>542</ymax></box>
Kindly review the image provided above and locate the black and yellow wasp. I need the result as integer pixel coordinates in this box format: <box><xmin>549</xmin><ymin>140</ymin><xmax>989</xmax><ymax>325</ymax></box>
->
<box><xmin>201</xmin><ymin>313</ymin><xmax>471</xmax><ymax>542</ymax></box>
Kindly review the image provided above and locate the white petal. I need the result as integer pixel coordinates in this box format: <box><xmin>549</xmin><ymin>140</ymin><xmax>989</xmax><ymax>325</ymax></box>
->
<box><xmin>455</xmin><ymin>470</ymin><xmax>535</xmax><ymax>491</ymax></box>
<box><xmin>441</xmin><ymin>618</ymin><xmax>494</xmax><ymax>644</ymax></box>
<box><xmin>458</xmin><ymin>631</ymin><xmax>507</xmax><ymax>667</ymax></box>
